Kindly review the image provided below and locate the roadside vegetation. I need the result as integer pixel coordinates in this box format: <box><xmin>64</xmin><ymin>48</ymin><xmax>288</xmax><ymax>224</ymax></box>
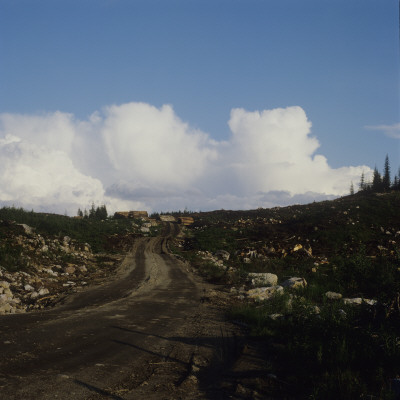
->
<box><xmin>0</xmin><ymin>205</ymin><xmax>136</xmax><ymax>255</ymax></box>
<box><xmin>173</xmin><ymin>190</ymin><xmax>400</xmax><ymax>399</ymax></box>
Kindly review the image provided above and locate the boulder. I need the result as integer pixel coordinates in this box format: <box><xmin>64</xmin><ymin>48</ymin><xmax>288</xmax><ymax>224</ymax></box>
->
<box><xmin>281</xmin><ymin>277</ymin><xmax>307</xmax><ymax>289</ymax></box>
<box><xmin>246</xmin><ymin>285</ymin><xmax>283</xmax><ymax>301</ymax></box>
<box><xmin>30</xmin><ymin>291</ymin><xmax>39</xmax><ymax>299</ymax></box>
<box><xmin>248</xmin><ymin>272</ymin><xmax>278</xmax><ymax>287</ymax></box>
<box><xmin>325</xmin><ymin>291</ymin><xmax>342</xmax><ymax>300</ymax></box>
<box><xmin>364</xmin><ymin>298</ymin><xmax>377</xmax><ymax>306</ymax></box>
<box><xmin>24</xmin><ymin>284</ymin><xmax>35</xmax><ymax>292</ymax></box>
<box><xmin>0</xmin><ymin>303</ymin><xmax>12</xmax><ymax>314</ymax></box>
<box><xmin>0</xmin><ymin>281</ymin><xmax>10</xmax><ymax>289</ymax></box>
<box><xmin>343</xmin><ymin>297</ymin><xmax>362</xmax><ymax>306</ymax></box>
<box><xmin>64</xmin><ymin>265</ymin><xmax>76</xmax><ymax>275</ymax></box>
<box><xmin>293</xmin><ymin>244</ymin><xmax>302</xmax><ymax>252</ymax></box>
<box><xmin>0</xmin><ymin>294</ymin><xmax>8</xmax><ymax>304</ymax></box>
<box><xmin>38</xmin><ymin>288</ymin><xmax>49</xmax><ymax>296</ymax></box>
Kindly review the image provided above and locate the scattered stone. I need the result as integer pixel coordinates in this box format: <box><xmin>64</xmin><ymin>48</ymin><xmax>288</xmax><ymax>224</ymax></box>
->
<box><xmin>293</xmin><ymin>244</ymin><xmax>302</xmax><ymax>252</ymax></box>
<box><xmin>24</xmin><ymin>284</ymin><xmax>35</xmax><ymax>292</ymax></box>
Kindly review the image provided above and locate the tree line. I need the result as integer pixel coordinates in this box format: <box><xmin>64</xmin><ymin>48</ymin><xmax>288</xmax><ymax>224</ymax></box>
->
<box><xmin>77</xmin><ymin>203</ymin><xmax>108</xmax><ymax>220</ymax></box>
<box><xmin>351</xmin><ymin>154</ymin><xmax>400</xmax><ymax>194</ymax></box>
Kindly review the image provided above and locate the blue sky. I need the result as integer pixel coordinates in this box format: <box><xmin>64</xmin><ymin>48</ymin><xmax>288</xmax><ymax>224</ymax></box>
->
<box><xmin>0</xmin><ymin>0</ymin><xmax>398</xmax><ymax>213</ymax></box>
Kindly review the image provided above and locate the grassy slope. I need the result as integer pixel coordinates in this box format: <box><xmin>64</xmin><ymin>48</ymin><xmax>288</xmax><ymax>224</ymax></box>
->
<box><xmin>177</xmin><ymin>192</ymin><xmax>400</xmax><ymax>399</ymax></box>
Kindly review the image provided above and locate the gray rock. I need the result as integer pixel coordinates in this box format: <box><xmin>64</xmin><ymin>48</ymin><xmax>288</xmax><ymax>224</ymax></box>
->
<box><xmin>325</xmin><ymin>291</ymin><xmax>342</xmax><ymax>300</ymax></box>
<box><xmin>246</xmin><ymin>285</ymin><xmax>283</xmax><ymax>301</ymax></box>
<box><xmin>343</xmin><ymin>297</ymin><xmax>362</xmax><ymax>305</ymax></box>
<box><xmin>38</xmin><ymin>288</ymin><xmax>49</xmax><ymax>296</ymax></box>
<box><xmin>64</xmin><ymin>265</ymin><xmax>76</xmax><ymax>274</ymax></box>
<box><xmin>281</xmin><ymin>277</ymin><xmax>307</xmax><ymax>289</ymax></box>
<box><xmin>0</xmin><ymin>281</ymin><xmax>10</xmax><ymax>289</ymax></box>
<box><xmin>248</xmin><ymin>272</ymin><xmax>278</xmax><ymax>287</ymax></box>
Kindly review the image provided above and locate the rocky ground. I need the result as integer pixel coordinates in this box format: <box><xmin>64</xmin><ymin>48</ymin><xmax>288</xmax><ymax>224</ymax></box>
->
<box><xmin>0</xmin><ymin>220</ymin><xmax>126</xmax><ymax>315</ymax></box>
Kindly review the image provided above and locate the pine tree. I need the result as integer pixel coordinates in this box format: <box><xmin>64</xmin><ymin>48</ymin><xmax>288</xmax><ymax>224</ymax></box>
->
<box><xmin>89</xmin><ymin>202</ymin><xmax>96</xmax><ymax>219</ymax></box>
<box><xmin>350</xmin><ymin>181</ymin><xmax>354</xmax><ymax>195</ymax></box>
<box><xmin>382</xmin><ymin>154</ymin><xmax>391</xmax><ymax>191</ymax></box>
<box><xmin>393</xmin><ymin>175</ymin><xmax>399</xmax><ymax>190</ymax></box>
<box><xmin>372</xmin><ymin>167</ymin><xmax>383</xmax><ymax>192</ymax></box>
<box><xmin>359</xmin><ymin>171</ymin><xmax>365</xmax><ymax>191</ymax></box>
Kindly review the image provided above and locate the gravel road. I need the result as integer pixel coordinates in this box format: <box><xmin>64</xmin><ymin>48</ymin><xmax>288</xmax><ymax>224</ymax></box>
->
<box><xmin>0</xmin><ymin>224</ymin><xmax>236</xmax><ymax>400</ymax></box>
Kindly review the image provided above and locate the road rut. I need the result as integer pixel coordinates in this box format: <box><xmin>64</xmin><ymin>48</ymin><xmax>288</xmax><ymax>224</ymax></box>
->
<box><xmin>0</xmin><ymin>229</ymin><xmax>218</xmax><ymax>399</ymax></box>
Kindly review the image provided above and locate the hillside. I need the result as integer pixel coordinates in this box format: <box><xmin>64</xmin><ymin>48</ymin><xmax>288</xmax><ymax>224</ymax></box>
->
<box><xmin>0</xmin><ymin>209</ymin><xmax>149</xmax><ymax>314</ymax></box>
<box><xmin>172</xmin><ymin>191</ymin><xmax>400</xmax><ymax>399</ymax></box>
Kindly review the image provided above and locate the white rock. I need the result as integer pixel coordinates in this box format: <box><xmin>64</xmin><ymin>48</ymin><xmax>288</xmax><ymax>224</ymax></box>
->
<box><xmin>38</xmin><ymin>288</ymin><xmax>49</xmax><ymax>296</ymax></box>
<box><xmin>24</xmin><ymin>284</ymin><xmax>35</xmax><ymax>292</ymax></box>
<box><xmin>0</xmin><ymin>281</ymin><xmax>10</xmax><ymax>289</ymax></box>
<box><xmin>325</xmin><ymin>291</ymin><xmax>342</xmax><ymax>300</ymax></box>
<box><xmin>30</xmin><ymin>291</ymin><xmax>39</xmax><ymax>299</ymax></box>
<box><xmin>246</xmin><ymin>285</ymin><xmax>283</xmax><ymax>301</ymax></box>
<box><xmin>0</xmin><ymin>303</ymin><xmax>12</xmax><ymax>314</ymax></box>
<box><xmin>248</xmin><ymin>272</ymin><xmax>278</xmax><ymax>287</ymax></box>
<box><xmin>0</xmin><ymin>294</ymin><xmax>8</xmax><ymax>303</ymax></box>
<box><xmin>343</xmin><ymin>297</ymin><xmax>362</xmax><ymax>305</ymax></box>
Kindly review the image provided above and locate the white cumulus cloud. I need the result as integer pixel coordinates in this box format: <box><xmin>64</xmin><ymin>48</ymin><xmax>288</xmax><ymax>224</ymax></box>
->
<box><xmin>101</xmin><ymin>102</ymin><xmax>218</xmax><ymax>188</ymax></box>
<box><xmin>0</xmin><ymin>103</ymin><xmax>373</xmax><ymax>214</ymax></box>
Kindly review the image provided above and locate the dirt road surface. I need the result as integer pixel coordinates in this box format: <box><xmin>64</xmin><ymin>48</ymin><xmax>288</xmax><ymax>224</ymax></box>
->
<box><xmin>0</xmin><ymin>224</ymin><xmax>240</xmax><ymax>400</ymax></box>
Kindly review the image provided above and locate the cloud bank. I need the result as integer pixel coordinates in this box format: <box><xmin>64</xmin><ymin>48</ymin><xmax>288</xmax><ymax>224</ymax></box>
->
<box><xmin>0</xmin><ymin>102</ymin><xmax>372</xmax><ymax>214</ymax></box>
